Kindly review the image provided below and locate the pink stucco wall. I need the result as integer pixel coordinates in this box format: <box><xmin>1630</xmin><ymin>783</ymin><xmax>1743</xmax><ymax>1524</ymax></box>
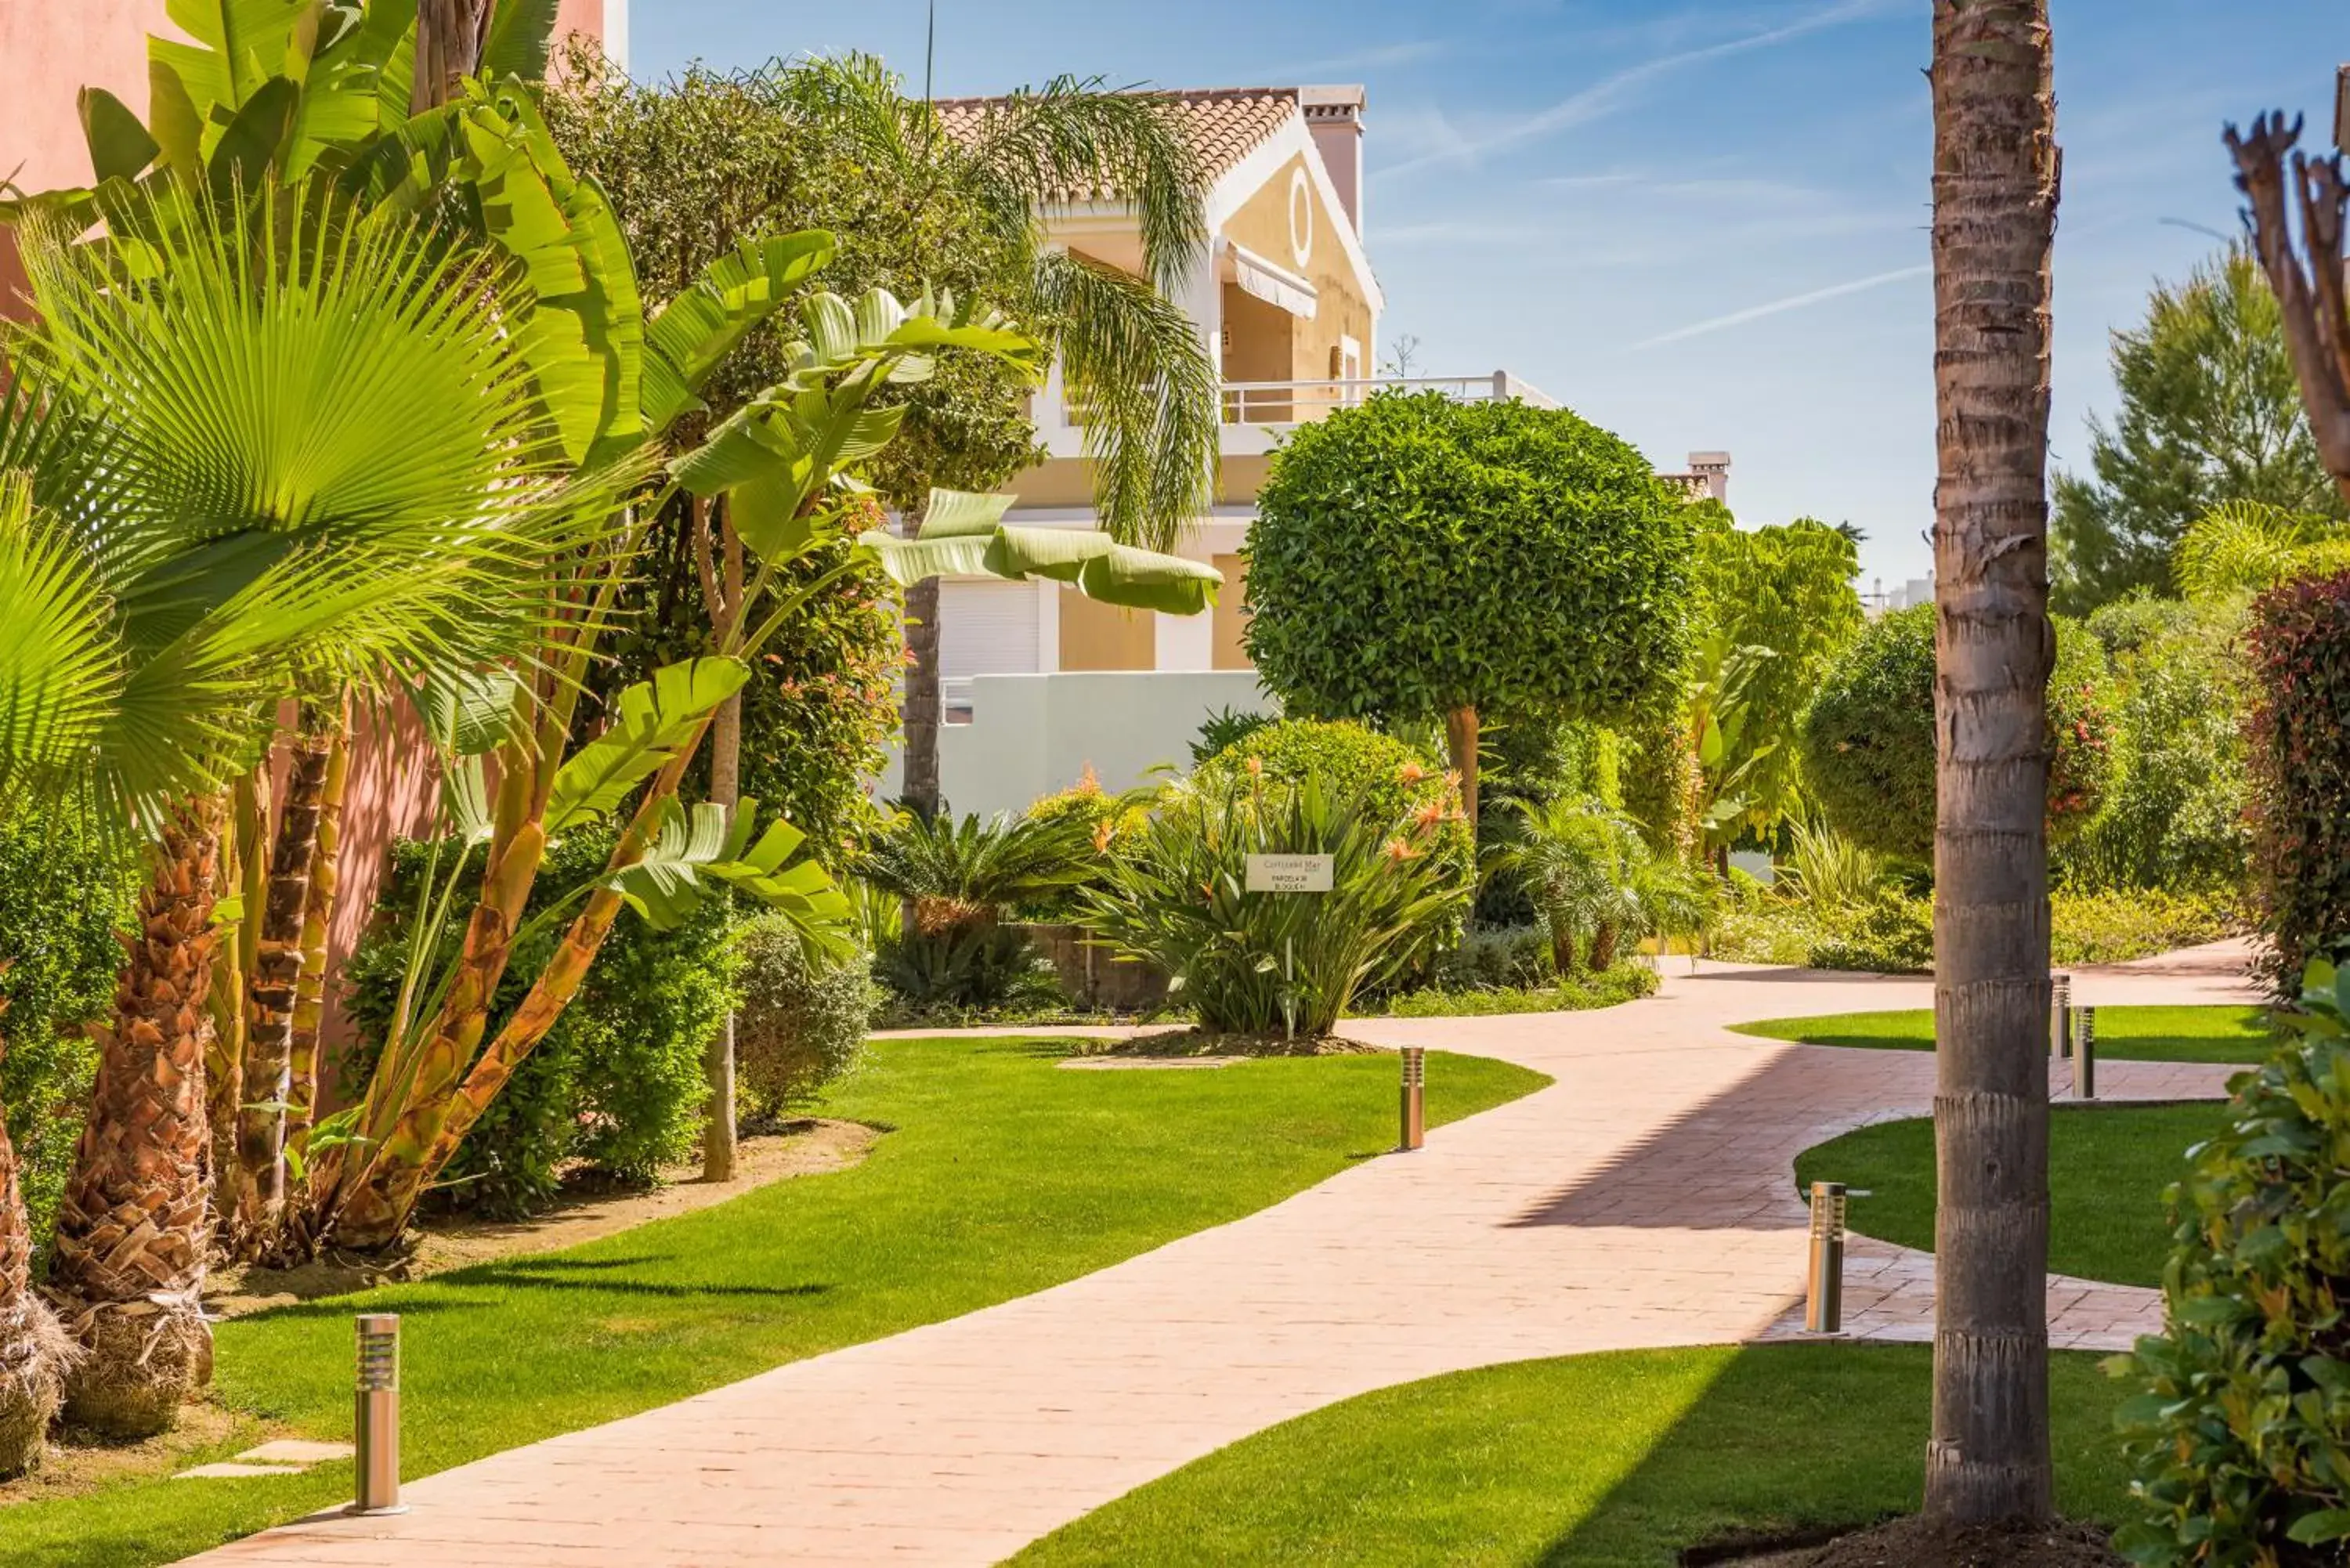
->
<box><xmin>4</xmin><ymin>0</ymin><xmax>610</xmax><ymax>1060</ymax></box>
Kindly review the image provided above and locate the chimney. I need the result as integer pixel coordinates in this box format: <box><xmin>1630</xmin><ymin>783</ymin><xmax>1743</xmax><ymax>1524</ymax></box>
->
<box><xmin>1687</xmin><ymin>450</ymin><xmax>1731</xmax><ymax>505</ymax></box>
<box><xmin>1300</xmin><ymin>85</ymin><xmax>1365</xmax><ymax>237</ymax></box>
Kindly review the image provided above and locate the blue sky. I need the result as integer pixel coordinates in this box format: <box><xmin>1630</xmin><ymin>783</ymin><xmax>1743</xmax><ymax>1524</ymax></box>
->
<box><xmin>629</xmin><ymin>2</ymin><xmax>2346</xmax><ymax>591</ymax></box>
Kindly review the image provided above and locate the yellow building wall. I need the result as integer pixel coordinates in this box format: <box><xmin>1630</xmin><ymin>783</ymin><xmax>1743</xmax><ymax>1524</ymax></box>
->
<box><xmin>1211</xmin><ymin>553</ymin><xmax>1253</xmax><ymax>670</ymax></box>
<box><xmin>1058</xmin><ymin>587</ymin><xmax>1157</xmax><ymax>670</ymax></box>
<box><xmin>1218</xmin><ymin>153</ymin><xmax>1372</xmax><ymax>388</ymax></box>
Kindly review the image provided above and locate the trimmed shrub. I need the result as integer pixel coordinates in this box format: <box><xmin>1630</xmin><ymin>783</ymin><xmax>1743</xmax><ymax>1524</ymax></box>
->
<box><xmin>1806</xmin><ymin>891</ymin><xmax>1935</xmax><ymax>974</ymax></box>
<box><xmin>1801</xmin><ymin>604</ymin><xmax>2117</xmax><ymax>861</ymax></box>
<box><xmin>1083</xmin><ymin>771</ymin><xmax>1470</xmax><ymax>1036</ymax></box>
<box><xmin>1428</xmin><ymin>926</ymin><xmax>1556</xmax><ymax>992</ymax></box>
<box><xmin>345</xmin><ymin>830</ymin><xmax>737</xmax><ymax>1216</ymax></box>
<box><xmin>2112</xmin><ymin>959</ymin><xmax>2350</xmax><ymax>1563</ymax></box>
<box><xmin>1019</xmin><ymin>768</ymin><xmax>1151</xmax><ymax>923</ymax></box>
<box><xmin>1196</xmin><ymin>719</ymin><xmax>1474</xmax><ymax>891</ymax></box>
<box><xmin>2049</xmin><ymin>888</ymin><xmax>2239</xmax><ymax>967</ymax></box>
<box><xmin>0</xmin><ymin>813</ymin><xmax>134</xmax><ymax>1255</ymax></box>
<box><xmin>2247</xmin><ymin>572</ymin><xmax>2350</xmax><ymax>993</ymax></box>
<box><xmin>735</xmin><ymin>916</ymin><xmax>873</xmax><ymax>1120</ymax></box>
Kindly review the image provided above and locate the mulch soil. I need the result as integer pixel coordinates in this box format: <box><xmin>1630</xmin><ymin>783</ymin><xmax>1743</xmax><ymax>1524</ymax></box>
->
<box><xmin>1708</xmin><ymin>1516</ymin><xmax>2124</xmax><ymax>1568</ymax></box>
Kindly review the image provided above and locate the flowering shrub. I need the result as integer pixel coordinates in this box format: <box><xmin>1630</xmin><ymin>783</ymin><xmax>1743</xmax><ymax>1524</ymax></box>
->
<box><xmin>1195</xmin><ymin>719</ymin><xmax>1475</xmax><ymax>893</ymax></box>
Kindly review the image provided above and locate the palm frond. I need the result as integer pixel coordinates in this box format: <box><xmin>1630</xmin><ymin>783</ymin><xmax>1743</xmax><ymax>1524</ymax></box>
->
<box><xmin>1032</xmin><ymin>250</ymin><xmax>1217</xmax><ymax>551</ymax></box>
<box><xmin>2174</xmin><ymin>499</ymin><xmax>2349</xmax><ymax>599</ymax></box>
<box><xmin>0</xmin><ymin>474</ymin><xmax>124</xmax><ymax>798</ymax></box>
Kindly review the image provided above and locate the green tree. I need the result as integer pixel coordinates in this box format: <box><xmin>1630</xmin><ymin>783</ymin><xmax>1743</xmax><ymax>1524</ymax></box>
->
<box><xmin>1802</xmin><ymin>605</ymin><xmax>2113</xmax><ymax>864</ymax></box>
<box><xmin>2052</xmin><ymin>248</ymin><xmax>2343</xmax><ymax>612</ymax></box>
<box><xmin>1689</xmin><ymin>512</ymin><xmax>1864</xmax><ymax>845</ymax></box>
<box><xmin>1242</xmin><ymin>390</ymin><xmax>1700</xmax><ymax>826</ymax></box>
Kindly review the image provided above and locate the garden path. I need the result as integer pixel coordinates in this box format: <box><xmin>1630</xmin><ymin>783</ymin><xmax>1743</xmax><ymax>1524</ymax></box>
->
<box><xmin>183</xmin><ymin>943</ymin><xmax>2258</xmax><ymax>1567</ymax></box>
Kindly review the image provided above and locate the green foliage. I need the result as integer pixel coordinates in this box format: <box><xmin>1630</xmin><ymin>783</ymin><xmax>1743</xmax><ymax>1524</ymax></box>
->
<box><xmin>1782</xmin><ymin>820</ymin><xmax>1882</xmax><ymax>912</ymax></box>
<box><xmin>1490</xmin><ymin>797</ymin><xmax>1719</xmax><ymax>973</ymax></box>
<box><xmin>1690</xmin><ymin>514</ymin><xmax>1865</xmax><ymax>838</ymax></box>
<box><xmin>2246</xmin><ymin>573</ymin><xmax>2350</xmax><ymax>993</ymax></box>
<box><xmin>1189</xmin><ymin>705</ymin><xmax>1276</xmax><ymax>767</ymax></box>
<box><xmin>2065</xmin><ymin>595</ymin><xmax>2251</xmax><ymax>894</ymax></box>
<box><xmin>0</xmin><ymin>813</ymin><xmax>134</xmax><ymax>1255</ymax></box>
<box><xmin>857</xmin><ymin>807</ymin><xmax>1095</xmax><ymax>1011</ymax></box>
<box><xmin>1195</xmin><ymin>720</ymin><xmax>1474</xmax><ymax>898</ymax></box>
<box><xmin>2110</xmin><ymin>960</ymin><xmax>2350</xmax><ymax>1563</ymax></box>
<box><xmin>2176</xmin><ymin>500</ymin><xmax>2350</xmax><ymax>602</ymax></box>
<box><xmin>1805</xmin><ymin>891</ymin><xmax>1936</xmax><ymax>974</ymax></box>
<box><xmin>1021</xmin><ymin>770</ymin><xmax>1152</xmax><ymax>922</ymax></box>
<box><xmin>1083</xmin><ymin>773</ymin><xmax>1471</xmax><ymax>1037</ymax></box>
<box><xmin>2048</xmin><ymin>888</ymin><xmax>2240</xmax><ymax>968</ymax></box>
<box><xmin>1429</xmin><ymin>926</ymin><xmax>1558</xmax><ymax>992</ymax></box>
<box><xmin>1242</xmin><ymin>391</ymin><xmax>1698</xmax><ymax>735</ymax></box>
<box><xmin>346</xmin><ymin>830</ymin><xmax>738</xmax><ymax>1215</ymax></box>
<box><xmin>2053</xmin><ymin>248</ymin><xmax>2345</xmax><ymax>613</ymax></box>
<box><xmin>1800</xmin><ymin>604</ymin><xmax>2117</xmax><ymax>860</ymax></box>
<box><xmin>733</xmin><ymin>916</ymin><xmax>874</xmax><ymax>1120</ymax></box>
<box><xmin>1361</xmin><ymin>963</ymin><xmax>1658</xmax><ymax>1019</ymax></box>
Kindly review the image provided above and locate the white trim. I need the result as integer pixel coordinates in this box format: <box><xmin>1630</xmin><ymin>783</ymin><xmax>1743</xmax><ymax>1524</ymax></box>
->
<box><xmin>1205</xmin><ymin>114</ymin><xmax>1384</xmax><ymax>316</ymax></box>
<box><xmin>1227</xmin><ymin>241</ymin><xmax>1318</xmax><ymax>320</ymax></box>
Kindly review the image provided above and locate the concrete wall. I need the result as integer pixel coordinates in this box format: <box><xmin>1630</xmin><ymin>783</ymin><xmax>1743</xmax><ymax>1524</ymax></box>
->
<box><xmin>875</xmin><ymin>673</ymin><xmax>1280</xmax><ymax>816</ymax></box>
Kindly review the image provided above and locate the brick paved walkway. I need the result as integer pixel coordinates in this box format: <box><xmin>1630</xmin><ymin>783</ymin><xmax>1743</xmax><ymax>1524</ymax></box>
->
<box><xmin>185</xmin><ymin>947</ymin><xmax>2258</xmax><ymax>1566</ymax></box>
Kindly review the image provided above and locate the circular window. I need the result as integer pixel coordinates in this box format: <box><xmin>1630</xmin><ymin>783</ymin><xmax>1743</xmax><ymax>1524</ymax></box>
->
<box><xmin>1288</xmin><ymin>168</ymin><xmax>1314</xmax><ymax>267</ymax></box>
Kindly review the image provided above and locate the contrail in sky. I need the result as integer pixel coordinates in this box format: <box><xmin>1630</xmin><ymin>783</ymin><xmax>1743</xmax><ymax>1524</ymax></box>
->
<box><xmin>1635</xmin><ymin>262</ymin><xmax>1930</xmax><ymax>348</ymax></box>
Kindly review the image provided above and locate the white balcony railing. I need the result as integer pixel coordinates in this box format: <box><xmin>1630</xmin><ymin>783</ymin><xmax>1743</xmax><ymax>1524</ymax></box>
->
<box><xmin>1219</xmin><ymin>372</ymin><xmax>1556</xmax><ymax>425</ymax></box>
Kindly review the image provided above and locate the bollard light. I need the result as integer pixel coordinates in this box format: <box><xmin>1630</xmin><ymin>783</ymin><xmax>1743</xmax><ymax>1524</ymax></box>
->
<box><xmin>351</xmin><ymin>1313</ymin><xmax>406</xmax><ymax>1516</ymax></box>
<box><xmin>2077</xmin><ymin>1006</ymin><xmax>2097</xmax><ymax>1100</ymax></box>
<box><xmin>1399</xmin><ymin>1046</ymin><xmax>1426</xmax><ymax>1151</ymax></box>
<box><xmin>1805</xmin><ymin>1181</ymin><xmax>1847</xmax><ymax>1335</ymax></box>
<box><xmin>2051</xmin><ymin>972</ymin><xmax>2073</xmax><ymax>1060</ymax></box>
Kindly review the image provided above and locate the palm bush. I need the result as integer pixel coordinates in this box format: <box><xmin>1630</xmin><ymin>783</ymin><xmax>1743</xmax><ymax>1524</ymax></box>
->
<box><xmin>1489</xmin><ymin>798</ymin><xmax>1719</xmax><ymax>974</ymax></box>
<box><xmin>2113</xmin><ymin>958</ymin><xmax>2350</xmax><ymax>1563</ymax></box>
<box><xmin>859</xmin><ymin>807</ymin><xmax>1097</xmax><ymax>1009</ymax></box>
<box><xmin>1783</xmin><ymin>819</ymin><xmax>1883</xmax><ymax>911</ymax></box>
<box><xmin>1082</xmin><ymin>774</ymin><xmax>1468</xmax><ymax>1038</ymax></box>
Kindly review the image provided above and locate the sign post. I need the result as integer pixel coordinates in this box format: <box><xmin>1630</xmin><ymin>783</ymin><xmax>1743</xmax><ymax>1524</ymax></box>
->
<box><xmin>1245</xmin><ymin>854</ymin><xmax>1335</xmax><ymax>894</ymax></box>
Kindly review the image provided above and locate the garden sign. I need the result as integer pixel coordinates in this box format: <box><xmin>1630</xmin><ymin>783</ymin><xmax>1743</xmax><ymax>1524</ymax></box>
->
<box><xmin>1246</xmin><ymin>854</ymin><xmax>1334</xmax><ymax>894</ymax></box>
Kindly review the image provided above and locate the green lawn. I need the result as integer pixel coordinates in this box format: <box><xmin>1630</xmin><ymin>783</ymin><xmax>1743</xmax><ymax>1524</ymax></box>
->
<box><xmin>1795</xmin><ymin>1102</ymin><xmax>2229</xmax><ymax>1287</ymax></box>
<box><xmin>1732</xmin><ymin>1003</ymin><xmax>2276</xmax><ymax>1064</ymax></box>
<box><xmin>1013</xmin><ymin>1342</ymin><xmax>2135</xmax><ymax>1567</ymax></box>
<box><xmin>2</xmin><ymin>1035</ymin><xmax>1544</xmax><ymax>1568</ymax></box>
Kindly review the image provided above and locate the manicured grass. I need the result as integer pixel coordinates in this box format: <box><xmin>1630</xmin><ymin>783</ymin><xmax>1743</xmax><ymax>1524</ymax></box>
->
<box><xmin>1795</xmin><ymin>1102</ymin><xmax>2230</xmax><ymax>1287</ymax></box>
<box><xmin>1733</xmin><ymin>1003</ymin><xmax>2277</xmax><ymax>1064</ymax></box>
<box><xmin>1</xmin><ymin>1035</ymin><xmax>1544</xmax><ymax>1568</ymax></box>
<box><xmin>1013</xmin><ymin>1342</ymin><xmax>2135</xmax><ymax>1567</ymax></box>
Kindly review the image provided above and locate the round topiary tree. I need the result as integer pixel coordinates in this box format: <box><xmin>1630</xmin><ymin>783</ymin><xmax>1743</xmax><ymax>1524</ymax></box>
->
<box><xmin>1242</xmin><ymin>391</ymin><xmax>1700</xmax><ymax>824</ymax></box>
<box><xmin>1799</xmin><ymin>603</ymin><xmax>2115</xmax><ymax>861</ymax></box>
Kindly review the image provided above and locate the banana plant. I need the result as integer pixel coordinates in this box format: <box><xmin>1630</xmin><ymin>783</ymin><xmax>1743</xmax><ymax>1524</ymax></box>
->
<box><xmin>1683</xmin><ymin>629</ymin><xmax>1781</xmax><ymax>858</ymax></box>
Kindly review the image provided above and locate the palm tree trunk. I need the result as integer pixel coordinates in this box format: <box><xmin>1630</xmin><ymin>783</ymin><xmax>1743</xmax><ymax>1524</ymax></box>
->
<box><xmin>902</xmin><ymin>576</ymin><xmax>944</xmax><ymax>816</ymax></box>
<box><xmin>1444</xmin><ymin>705</ymin><xmax>1480</xmax><ymax>833</ymax></box>
<box><xmin>1925</xmin><ymin>0</ymin><xmax>2059</xmax><ymax>1526</ymax></box>
<box><xmin>226</xmin><ymin>714</ymin><xmax>334</xmax><ymax>1255</ymax></box>
<box><xmin>411</xmin><ymin>0</ymin><xmax>495</xmax><ymax>114</ymax></box>
<box><xmin>50</xmin><ymin>795</ymin><xmax>222</xmax><ymax>1437</ymax></box>
<box><xmin>1587</xmin><ymin>922</ymin><xmax>1618</xmax><ymax>974</ymax></box>
<box><xmin>204</xmin><ymin>771</ymin><xmax>267</xmax><ymax>1206</ymax></box>
<box><xmin>0</xmin><ymin>1082</ymin><xmax>74</xmax><ymax>1479</ymax></box>
<box><xmin>287</xmin><ymin>706</ymin><xmax>351</xmax><ymax>1144</ymax></box>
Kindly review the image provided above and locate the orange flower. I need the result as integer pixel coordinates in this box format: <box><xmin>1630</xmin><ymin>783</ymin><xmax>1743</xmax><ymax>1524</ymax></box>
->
<box><xmin>1412</xmin><ymin>797</ymin><xmax>1446</xmax><ymax>833</ymax></box>
<box><xmin>1092</xmin><ymin>818</ymin><xmax>1116</xmax><ymax>854</ymax></box>
<box><xmin>1076</xmin><ymin>761</ymin><xmax>1103</xmax><ymax>794</ymax></box>
<box><xmin>1397</xmin><ymin>761</ymin><xmax>1426</xmax><ymax>785</ymax></box>
<box><xmin>1381</xmin><ymin>836</ymin><xmax>1421</xmax><ymax>863</ymax></box>
<box><xmin>1245</xmin><ymin>755</ymin><xmax>1264</xmax><ymax>777</ymax></box>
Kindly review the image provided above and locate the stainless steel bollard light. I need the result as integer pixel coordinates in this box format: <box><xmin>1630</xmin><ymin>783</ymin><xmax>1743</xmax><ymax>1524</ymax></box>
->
<box><xmin>2077</xmin><ymin>1006</ymin><xmax>2097</xmax><ymax>1100</ymax></box>
<box><xmin>1399</xmin><ymin>1046</ymin><xmax>1426</xmax><ymax>1151</ymax></box>
<box><xmin>2051</xmin><ymin>972</ymin><xmax>2073</xmax><ymax>1060</ymax></box>
<box><xmin>351</xmin><ymin>1313</ymin><xmax>406</xmax><ymax>1516</ymax></box>
<box><xmin>1805</xmin><ymin>1181</ymin><xmax>1848</xmax><ymax>1335</ymax></box>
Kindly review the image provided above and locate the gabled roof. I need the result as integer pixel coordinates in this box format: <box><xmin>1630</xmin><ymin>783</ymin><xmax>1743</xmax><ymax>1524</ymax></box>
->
<box><xmin>933</xmin><ymin>87</ymin><xmax>1302</xmax><ymax>198</ymax></box>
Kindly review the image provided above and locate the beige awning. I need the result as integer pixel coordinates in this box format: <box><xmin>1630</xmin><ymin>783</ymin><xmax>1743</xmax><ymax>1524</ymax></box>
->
<box><xmin>1228</xmin><ymin>242</ymin><xmax>1318</xmax><ymax>320</ymax></box>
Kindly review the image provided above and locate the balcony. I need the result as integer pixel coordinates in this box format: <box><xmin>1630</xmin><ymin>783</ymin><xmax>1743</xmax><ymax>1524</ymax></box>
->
<box><xmin>1035</xmin><ymin>369</ymin><xmax>1558</xmax><ymax>460</ymax></box>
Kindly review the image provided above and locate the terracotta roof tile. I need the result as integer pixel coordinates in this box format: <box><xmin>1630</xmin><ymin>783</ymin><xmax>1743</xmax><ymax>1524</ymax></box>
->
<box><xmin>933</xmin><ymin>87</ymin><xmax>1300</xmax><ymax>201</ymax></box>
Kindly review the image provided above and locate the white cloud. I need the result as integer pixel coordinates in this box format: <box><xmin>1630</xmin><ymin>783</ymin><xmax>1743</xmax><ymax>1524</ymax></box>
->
<box><xmin>1376</xmin><ymin>0</ymin><xmax>1898</xmax><ymax>180</ymax></box>
<box><xmin>1633</xmin><ymin>262</ymin><xmax>1929</xmax><ymax>347</ymax></box>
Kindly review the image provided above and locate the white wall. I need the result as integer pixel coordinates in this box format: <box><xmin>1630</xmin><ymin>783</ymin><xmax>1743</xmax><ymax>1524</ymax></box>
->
<box><xmin>874</xmin><ymin>672</ymin><xmax>1279</xmax><ymax>816</ymax></box>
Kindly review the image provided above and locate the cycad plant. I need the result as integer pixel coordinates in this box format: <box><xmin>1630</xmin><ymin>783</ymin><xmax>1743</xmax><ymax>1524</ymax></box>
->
<box><xmin>1083</xmin><ymin>774</ymin><xmax>1469</xmax><ymax>1037</ymax></box>
<box><xmin>858</xmin><ymin>807</ymin><xmax>1098</xmax><ymax>1010</ymax></box>
<box><xmin>0</xmin><ymin>174</ymin><xmax>607</xmax><ymax>1443</ymax></box>
<box><xmin>779</xmin><ymin>56</ymin><xmax>1220</xmax><ymax>816</ymax></box>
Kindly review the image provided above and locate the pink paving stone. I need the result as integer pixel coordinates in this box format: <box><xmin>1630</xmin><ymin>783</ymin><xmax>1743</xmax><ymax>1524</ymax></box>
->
<box><xmin>179</xmin><ymin>945</ymin><xmax>2258</xmax><ymax>1568</ymax></box>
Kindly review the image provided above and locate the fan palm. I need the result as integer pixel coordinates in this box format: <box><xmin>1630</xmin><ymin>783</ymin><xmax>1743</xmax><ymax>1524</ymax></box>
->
<box><xmin>1491</xmin><ymin>797</ymin><xmax>1716</xmax><ymax>974</ymax></box>
<box><xmin>859</xmin><ymin>806</ymin><xmax>1099</xmax><ymax>940</ymax></box>
<box><xmin>0</xmin><ymin>180</ymin><xmax>617</xmax><ymax>1440</ymax></box>
<box><xmin>779</xmin><ymin>56</ymin><xmax>1220</xmax><ymax>815</ymax></box>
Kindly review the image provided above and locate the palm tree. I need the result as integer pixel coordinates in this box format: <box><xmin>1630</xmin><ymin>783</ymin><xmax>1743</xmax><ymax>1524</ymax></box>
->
<box><xmin>781</xmin><ymin>57</ymin><xmax>1220</xmax><ymax>816</ymax></box>
<box><xmin>1490</xmin><ymin>798</ymin><xmax>1716</xmax><ymax>975</ymax></box>
<box><xmin>4</xmin><ymin>182</ymin><xmax>607</xmax><ymax>1437</ymax></box>
<box><xmin>2172</xmin><ymin>497</ymin><xmax>2350</xmax><ymax>599</ymax></box>
<box><xmin>1925</xmin><ymin>0</ymin><xmax>2060</xmax><ymax>1525</ymax></box>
